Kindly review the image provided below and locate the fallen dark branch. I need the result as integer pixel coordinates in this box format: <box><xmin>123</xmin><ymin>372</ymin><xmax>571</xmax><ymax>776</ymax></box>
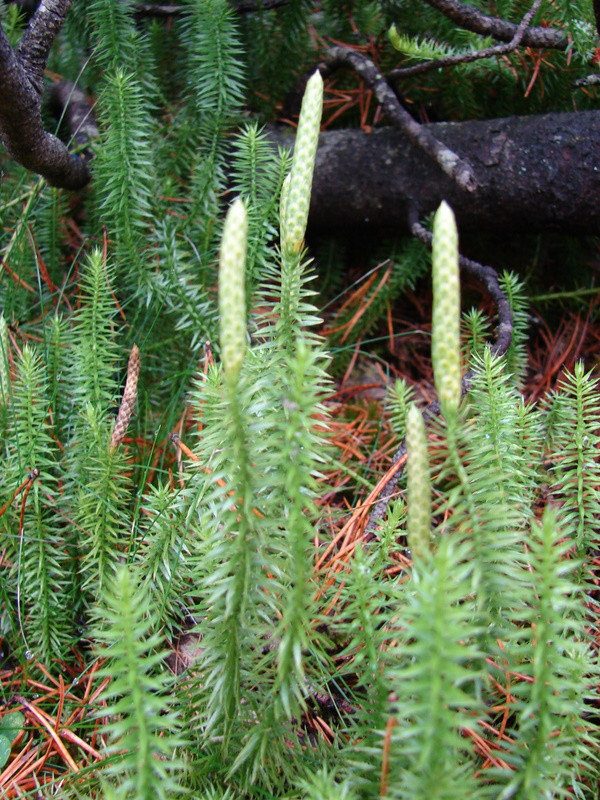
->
<box><xmin>132</xmin><ymin>0</ymin><xmax>288</xmax><ymax>16</ymax></box>
<box><xmin>133</xmin><ymin>3</ymin><xmax>182</xmax><ymax>18</ymax></box>
<box><xmin>232</xmin><ymin>0</ymin><xmax>289</xmax><ymax>9</ymax></box>
<box><xmin>267</xmin><ymin>109</ymin><xmax>600</xmax><ymax>237</ymax></box>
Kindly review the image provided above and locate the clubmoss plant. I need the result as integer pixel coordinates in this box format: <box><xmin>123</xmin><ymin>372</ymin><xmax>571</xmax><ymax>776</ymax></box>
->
<box><xmin>544</xmin><ymin>361</ymin><xmax>600</xmax><ymax>556</ymax></box>
<box><xmin>0</xmin><ymin>313</ymin><xmax>9</xmax><ymax>410</ymax></box>
<box><xmin>405</xmin><ymin>402</ymin><xmax>431</xmax><ymax>561</ymax></box>
<box><xmin>386</xmin><ymin>377</ymin><xmax>415</xmax><ymax>441</ymax></box>
<box><xmin>1</xmin><ymin>8</ymin><xmax>600</xmax><ymax>797</ymax></box>
<box><xmin>92</xmin><ymin>565</ymin><xmax>187</xmax><ymax>800</ymax></box>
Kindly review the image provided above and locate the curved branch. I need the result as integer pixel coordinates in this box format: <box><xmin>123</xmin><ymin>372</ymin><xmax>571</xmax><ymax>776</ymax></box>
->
<box><xmin>420</xmin><ymin>0</ymin><xmax>568</xmax><ymax>50</ymax></box>
<box><xmin>17</xmin><ymin>0</ymin><xmax>72</xmax><ymax>93</ymax></box>
<box><xmin>320</xmin><ymin>46</ymin><xmax>477</xmax><ymax>192</ymax></box>
<box><xmin>389</xmin><ymin>0</ymin><xmax>543</xmax><ymax>81</ymax></box>
<box><xmin>0</xmin><ymin>0</ymin><xmax>90</xmax><ymax>189</ymax></box>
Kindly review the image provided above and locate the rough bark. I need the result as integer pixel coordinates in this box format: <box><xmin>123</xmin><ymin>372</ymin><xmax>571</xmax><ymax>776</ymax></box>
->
<box><xmin>420</xmin><ymin>0</ymin><xmax>568</xmax><ymax>49</ymax></box>
<box><xmin>267</xmin><ymin>109</ymin><xmax>600</xmax><ymax>237</ymax></box>
<box><xmin>0</xmin><ymin>0</ymin><xmax>90</xmax><ymax>190</ymax></box>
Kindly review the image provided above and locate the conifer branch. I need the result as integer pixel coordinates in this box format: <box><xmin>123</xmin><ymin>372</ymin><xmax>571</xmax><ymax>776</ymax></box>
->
<box><xmin>418</xmin><ymin>0</ymin><xmax>568</xmax><ymax>50</ymax></box>
<box><xmin>320</xmin><ymin>47</ymin><xmax>477</xmax><ymax>192</ymax></box>
<box><xmin>389</xmin><ymin>0</ymin><xmax>543</xmax><ymax>80</ymax></box>
<box><xmin>0</xmin><ymin>0</ymin><xmax>91</xmax><ymax>189</ymax></box>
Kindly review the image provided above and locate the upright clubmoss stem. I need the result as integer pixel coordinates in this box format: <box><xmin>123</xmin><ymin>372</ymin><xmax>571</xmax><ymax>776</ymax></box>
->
<box><xmin>279</xmin><ymin>173</ymin><xmax>291</xmax><ymax>245</ymax></box>
<box><xmin>0</xmin><ymin>314</ymin><xmax>9</xmax><ymax>407</ymax></box>
<box><xmin>406</xmin><ymin>403</ymin><xmax>431</xmax><ymax>561</ymax></box>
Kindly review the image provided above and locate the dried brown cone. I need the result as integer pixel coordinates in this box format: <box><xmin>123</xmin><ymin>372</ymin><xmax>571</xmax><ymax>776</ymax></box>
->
<box><xmin>110</xmin><ymin>344</ymin><xmax>140</xmax><ymax>452</ymax></box>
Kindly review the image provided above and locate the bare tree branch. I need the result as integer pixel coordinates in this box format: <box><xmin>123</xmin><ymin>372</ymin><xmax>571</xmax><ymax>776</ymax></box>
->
<box><xmin>232</xmin><ymin>0</ymin><xmax>288</xmax><ymax>9</ymax></box>
<box><xmin>16</xmin><ymin>0</ymin><xmax>71</xmax><ymax>92</ymax></box>
<box><xmin>320</xmin><ymin>46</ymin><xmax>477</xmax><ymax>193</ymax></box>
<box><xmin>133</xmin><ymin>3</ymin><xmax>182</xmax><ymax>19</ymax></box>
<box><xmin>420</xmin><ymin>0</ymin><xmax>568</xmax><ymax>50</ymax></box>
<box><xmin>389</xmin><ymin>0</ymin><xmax>542</xmax><ymax>81</ymax></box>
<box><xmin>0</xmin><ymin>0</ymin><xmax>90</xmax><ymax>189</ymax></box>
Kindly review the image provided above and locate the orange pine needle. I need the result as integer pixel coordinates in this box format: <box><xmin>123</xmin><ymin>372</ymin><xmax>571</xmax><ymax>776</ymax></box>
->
<box><xmin>0</xmin><ymin>469</ymin><xmax>39</xmax><ymax>518</ymax></box>
<box><xmin>15</xmin><ymin>695</ymin><xmax>80</xmax><ymax>772</ymax></box>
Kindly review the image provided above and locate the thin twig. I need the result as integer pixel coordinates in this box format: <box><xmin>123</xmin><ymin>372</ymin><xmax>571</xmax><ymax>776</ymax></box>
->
<box><xmin>419</xmin><ymin>0</ymin><xmax>567</xmax><ymax>50</ymax></box>
<box><xmin>574</xmin><ymin>74</ymin><xmax>600</xmax><ymax>86</ymax></box>
<box><xmin>320</xmin><ymin>46</ymin><xmax>477</xmax><ymax>192</ymax></box>
<box><xmin>389</xmin><ymin>0</ymin><xmax>543</xmax><ymax>81</ymax></box>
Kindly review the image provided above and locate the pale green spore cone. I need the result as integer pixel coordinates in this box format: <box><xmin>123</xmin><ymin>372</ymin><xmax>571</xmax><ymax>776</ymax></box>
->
<box><xmin>432</xmin><ymin>201</ymin><xmax>461</xmax><ymax>418</ymax></box>
<box><xmin>406</xmin><ymin>403</ymin><xmax>431</xmax><ymax>561</ymax></box>
<box><xmin>0</xmin><ymin>314</ymin><xmax>9</xmax><ymax>406</ymax></box>
<box><xmin>282</xmin><ymin>70</ymin><xmax>323</xmax><ymax>255</ymax></box>
<box><xmin>219</xmin><ymin>198</ymin><xmax>248</xmax><ymax>381</ymax></box>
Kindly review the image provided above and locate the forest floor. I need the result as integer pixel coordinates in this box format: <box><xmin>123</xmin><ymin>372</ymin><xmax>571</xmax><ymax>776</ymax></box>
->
<box><xmin>2</xmin><ymin>20</ymin><xmax>600</xmax><ymax>792</ymax></box>
<box><xmin>1</xmin><ymin>272</ymin><xmax>600</xmax><ymax>796</ymax></box>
